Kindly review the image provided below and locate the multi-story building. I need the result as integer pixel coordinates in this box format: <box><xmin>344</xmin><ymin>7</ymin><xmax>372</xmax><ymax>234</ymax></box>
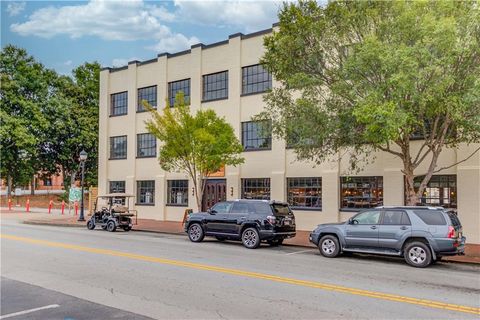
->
<box><xmin>99</xmin><ymin>24</ymin><xmax>480</xmax><ymax>244</ymax></box>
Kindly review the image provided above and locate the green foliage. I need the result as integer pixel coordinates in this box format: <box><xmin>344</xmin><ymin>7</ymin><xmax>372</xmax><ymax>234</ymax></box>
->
<box><xmin>145</xmin><ymin>92</ymin><xmax>244</xmax><ymax>210</ymax></box>
<box><xmin>0</xmin><ymin>45</ymin><xmax>100</xmax><ymax>193</ymax></box>
<box><xmin>260</xmin><ymin>0</ymin><xmax>480</xmax><ymax>204</ymax></box>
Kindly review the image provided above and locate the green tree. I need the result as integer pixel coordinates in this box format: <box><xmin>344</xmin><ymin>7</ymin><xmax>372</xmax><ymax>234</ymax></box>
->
<box><xmin>260</xmin><ymin>0</ymin><xmax>480</xmax><ymax>205</ymax></box>
<box><xmin>145</xmin><ymin>93</ymin><xmax>244</xmax><ymax>211</ymax></box>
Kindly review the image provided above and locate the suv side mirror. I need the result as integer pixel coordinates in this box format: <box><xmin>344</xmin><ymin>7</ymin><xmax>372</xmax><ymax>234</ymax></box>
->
<box><xmin>207</xmin><ymin>208</ymin><xmax>216</xmax><ymax>215</ymax></box>
<box><xmin>349</xmin><ymin>218</ymin><xmax>358</xmax><ymax>225</ymax></box>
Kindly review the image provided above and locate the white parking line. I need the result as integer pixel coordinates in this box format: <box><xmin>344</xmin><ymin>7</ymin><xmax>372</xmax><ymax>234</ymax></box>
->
<box><xmin>285</xmin><ymin>249</ymin><xmax>315</xmax><ymax>255</ymax></box>
<box><xmin>0</xmin><ymin>304</ymin><xmax>60</xmax><ymax>319</ymax></box>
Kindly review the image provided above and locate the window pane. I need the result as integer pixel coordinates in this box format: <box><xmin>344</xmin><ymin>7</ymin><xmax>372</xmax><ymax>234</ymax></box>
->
<box><xmin>111</xmin><ymin>91</ymin><xmax>128</xmax><ymax>116</ymax></box>
<box><xmin>202</xmin><ymin>71</ymin><xmax>228</xmax><ymax>101</ymax></box>
<box><xmin>354</xmin><ymin>211</ymin><xmax>381</xmax><ymax>224</ymax></box>
<box><xmin>137</xmin><ymin>133</ymin><xmax>156</xmax><ymax>157</ymax></box>
<box><xmin>241</xmin><ymin>178</ymin><xmax>270</xmax><ymax>200</ymax></box>
<box><xmin>168</xmin><ymin>79</ymin><xmax>190</xmax><ymax>107</ymax></box>
<box><xmin>287</xmin><ymin>177</ymin><xmax>322</xmax><ymax>209</ymax></box>
<box><xmin>413</xmin><ymin>210</ymin><xmax>446</xmax><ymax>225</ymax></box>
<box><xmin>137</xmin><ymin>180</ymin><xmax>154</xmax><ymax>204</ymax></box>
<box><xmin>241</xmin><ymin>64</ymin><xmax>272</xmax><ymax>95</ymax></box>
<box><xmin>340</xmin><ymin>176</ymin><xmax>383</xmax><ymax>210</ymax></box>
<box><xmin>110</xmin><ymin>136</ymin><xmax>127</xmax><ymax>159</ymax></box>
<box><xmin>382</xmin><ymin>211</ymin><xmax>403</xmax><ymax>225</ymax></box>
<box><xmin>167</xmin><ymin>180</ymin><xmax>188</xmax><ymax>206</ymax></box>
<box><xmin>137</xmin><ymin>86</ymin><xmax>157</xmax><ymax>112</ymax></box>
<box><xmin>241</xmin><ymin>120</ymin><xmax>272</xmax><ymax>150</ymax></box>
<box><xmin>412</xmin><ymin>175</ymin><xmax>457</xmax><ymax>208</ymax></box>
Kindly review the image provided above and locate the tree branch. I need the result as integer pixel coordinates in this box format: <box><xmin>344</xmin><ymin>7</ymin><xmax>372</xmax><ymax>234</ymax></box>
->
<box><xmin>431</xmin><ymin>146</ymin><xmax>480</xmax><ymax>174</ymax></box>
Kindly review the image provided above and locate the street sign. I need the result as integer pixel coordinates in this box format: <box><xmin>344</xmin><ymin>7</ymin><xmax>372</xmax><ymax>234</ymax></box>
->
<box><xmin>69</xmin><ymin>187</ymin><xmax>81</xmax><ymax>202</ymax></box>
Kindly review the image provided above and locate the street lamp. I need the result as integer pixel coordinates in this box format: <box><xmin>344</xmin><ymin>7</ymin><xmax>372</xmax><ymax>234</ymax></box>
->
<box><xmin>78</xmin><ymin>150</ymin><xmax>88</xmax><ymax>222</ymax></box>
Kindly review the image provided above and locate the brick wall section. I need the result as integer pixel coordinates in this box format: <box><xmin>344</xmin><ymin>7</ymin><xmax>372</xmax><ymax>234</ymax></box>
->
<box><xmin>0</xmin><ymin>194</ymin><xmax>89</xmax><ymax>209</ymax></box>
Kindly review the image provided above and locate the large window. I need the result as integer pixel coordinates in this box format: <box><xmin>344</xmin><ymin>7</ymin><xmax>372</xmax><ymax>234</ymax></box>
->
<box><xmin>242</xmin><ymin>64</ymin><xmax>272</xmax><ymax>95</ymax></box>
<box><xmin>137</xmin><ymin>180</ymin><xmax>155</xmax><ymax>205</ymax></box>
<box><xmin>168</xmin><ymin>79</ymin><xmax>190</xmax><ymax>107</ymax></box>
<box><xmin>340</xmin><ymin>176</ymin><xmax>383</xmax><ymax>210</ymax></box>
<box><xmin>137</xmin><ymin>133</ymin><xmax>156</xmax><ymax>158</ymax></box>
<box><xmin>109</xmin><ymin>136</ymin><xmax>127</xmax><ymax>159</ymax></box>
<box><xmin>241</xmin><ymin>178</ymin><xmax>270</xmax><ymax>200</ymax></box>
<box><xmin>109</xmin><ymin>181</ymin><xmax>126</xmax><ymax>205</ymax></box>
<box><xmin>287</xmin><ymin>177</ymin><xmax>322</xmax><ymax>210</ymax></box>
<box><xmin>167</xmin><ymin>180</ymin><xmax>188</xmax><ymax>206</ymax></box>
<box><xmin>412</xmin><ymin>175</ymin><xmax>457</xmax><ymax>208</ymax></box>
<box><xmin>111</xmin><ymin>91</ymin><xmax>128</xmax><ymax>116</ymax></box>
<box><xmin>241</xmin><ymin>121</ymin><xmax>272</xmax><ymax>151</ymax></box>
<box><xmin>137</xmin><ymin>85</ymin><xmax>157</xmax><ymax>112</ymax></box>
<box><xmin>203</xmin><ymin>71</ymin><xmax>228</xmax><ymax>101</ymax></box>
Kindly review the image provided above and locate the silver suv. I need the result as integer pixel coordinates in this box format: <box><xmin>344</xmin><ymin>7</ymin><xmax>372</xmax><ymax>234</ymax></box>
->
<box><xmin>309</xmin><ymin>206</ymin><xmax>465</xmax><ymax>267</ymax></box>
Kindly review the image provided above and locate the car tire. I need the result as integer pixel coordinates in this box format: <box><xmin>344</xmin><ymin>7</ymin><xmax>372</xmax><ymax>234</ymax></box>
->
<box><xmin>242</xmin><ymin>227</ymin><xmax>260</xmax><ymax>249</ymax></box>
<box><xmin>87</xmin><ymin>220</ymin><xmax>95</xmax><ymax>230</ymax></box>
<box><xmin>106</xmin><ymin>221</ymin><xmax>116</xmax><ymax>232</ymax></box>
<box><xmin>188</xmin><ymin>223</ymin><xmax>205</xmax><ymax>243</ymax></box>
<box><xmin>215</xmin><ymin>236</ymin><xmax>226</xmax><ymax>242</ymax></box>
<box><xmin>318</xmin><ymin>235</ymin><xmax>340</xmax><ymax>258</ymax></box>
<box><xmin>404</xmin><ymin>241</ymin><xmax>432</xmax><ymax>268</ymax></box>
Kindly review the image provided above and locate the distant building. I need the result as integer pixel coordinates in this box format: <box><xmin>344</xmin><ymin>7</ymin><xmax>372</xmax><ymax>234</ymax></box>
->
<box><xmin>98</xmin><ymin>24</ymin><xmax>480</xmax><ymax>244</ymax></box>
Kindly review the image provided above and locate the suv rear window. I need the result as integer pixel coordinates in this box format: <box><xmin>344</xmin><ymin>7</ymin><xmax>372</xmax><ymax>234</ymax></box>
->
<box><xmin>446</xmin><ymin>211</ymin><xmax>461</xmax><ymax>228</ymax></box>
<box><xmin>413</xmin><ymin>210</ymin><xmax>446</xmax><ymax>225</ymax></box>
<box><xmin>271</xmin><ymin>204</ymin><xmax>291</xmax><ymax>216</ymax></box>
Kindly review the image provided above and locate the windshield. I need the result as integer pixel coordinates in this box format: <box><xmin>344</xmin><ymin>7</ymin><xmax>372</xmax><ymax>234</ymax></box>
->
<box><xmin>271</xmin><ymin>204</ymin><xmax>291</xmax><ymax>216</ymax></box>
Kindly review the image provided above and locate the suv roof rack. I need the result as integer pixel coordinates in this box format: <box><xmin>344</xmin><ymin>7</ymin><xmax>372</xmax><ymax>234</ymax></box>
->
<box><xmin>375</xmin><ymin>206</ymin><xmax>444</xmax><ymax>210</ymax></box>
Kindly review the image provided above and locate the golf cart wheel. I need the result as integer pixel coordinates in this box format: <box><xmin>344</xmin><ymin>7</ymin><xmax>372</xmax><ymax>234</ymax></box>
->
<box><xmin>123</xmin><ymin>226</ymin><xmax>132</xmax><ymax>232</ymax></box>
<box><xmin>87</xmin><ymin>220</ymin><xmax>95</xmax><ymax>230</ymax></box>
<box><xmin>106</xmin><ymin>221</ymin><xmax>116</xmax><ymax>232</ymax></box>
<box><xmin>101</xmin><ymin>225</ymin><xmax>107</xmax><ymax>230</ymax></box>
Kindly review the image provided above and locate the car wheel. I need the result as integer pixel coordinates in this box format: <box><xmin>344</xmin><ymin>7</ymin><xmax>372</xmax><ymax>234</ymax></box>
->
<box><xmin>188</xmin><ymin>223</ymin><xmax>205</xmax><ymax>242</ymax></box>
<box><xmin>404</xmin><ymin>241</ymin><xmax>432</xmax><ymax>268</ymax></box>
<box><xmin>319</xmin><ymin>235</ymin><xmax>340</xmax><ymax>258</ymax></box>
<box><xmin>242</xmin><ymin>227</ymin><xmax>260</xmax><ymax>249</ymax></box>
<box><xmin>215</xmin><ymin>236</ymin><xmax>226</xmax><ymax>242</ymax></box>
<box><xmin>87</xmin><ymin>220</ymin><xmax>95</xmax><ymax>230</ymax></box>
<box><xmin>106</xmin><ymin>221</ymin><xmax>116</xmax><ymax>232</ymax></box>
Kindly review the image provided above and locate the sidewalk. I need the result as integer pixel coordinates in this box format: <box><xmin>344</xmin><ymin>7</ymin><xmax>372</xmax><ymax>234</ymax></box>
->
<box><xmin>3</xmin><ymin>207</ymin><xmax>479</xmax><ymax>264</ymax></box>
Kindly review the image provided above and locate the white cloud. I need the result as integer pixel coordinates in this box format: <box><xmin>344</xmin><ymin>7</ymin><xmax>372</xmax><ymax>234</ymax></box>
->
<box><xmin>10</xmin><ymin>0</ymin><xmax>198</xmax><ymax>52</ymax></box>
<box><xmin>6</xmin><ymin>1</ymin><xmax>26</xmax><ymax>17</ymax></box>
<box><xmin>174</xmin><ymin>0</ymin><xmax>283</xmax><ymax>32</ymax></box>
<box><xmin>64</xmin><ymin>60</ymin><xmax>72</xmax><ymax>66</ymax></box>
<box><xmin>111</xmin><ymin>57</ymin><xmax>140</xmax><ymax>68</ymax></box>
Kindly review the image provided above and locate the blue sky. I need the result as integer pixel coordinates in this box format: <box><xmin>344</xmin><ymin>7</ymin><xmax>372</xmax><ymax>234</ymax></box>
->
<box><xmin>1</xmin><ymin>0</ymin><xmax>284</xmax><ymax>74</ymax></box>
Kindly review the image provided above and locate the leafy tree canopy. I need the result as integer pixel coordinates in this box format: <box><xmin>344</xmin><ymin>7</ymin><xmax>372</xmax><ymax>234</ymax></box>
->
<box><xmin>260</xmin><ymin>0</ymin><xmax>480</xmax><ymax>204</ymax></box>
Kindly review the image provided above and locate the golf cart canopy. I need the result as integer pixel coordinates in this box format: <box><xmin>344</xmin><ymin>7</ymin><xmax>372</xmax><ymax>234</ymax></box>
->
<box><xmin>99</xmin><ymin>193</ymin><xmax>135</xmax><ymax>198</ymax></box>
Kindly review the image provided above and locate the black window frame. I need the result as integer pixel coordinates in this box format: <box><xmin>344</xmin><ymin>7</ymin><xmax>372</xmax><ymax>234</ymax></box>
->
<box><xmin>241</xmin><ymin>178</ymin><xmax>271</xmax><ymax>200</ymax></box>
<box><xmin>136</xmin><ymin>133</ymin><xmax>157</xmax><ymax>158</ymax></box>
<box><xmin>241</xmin><ymin>64</ymin><xmax>272</xmax><ymax>96</ymax></box>
<box><xmin>110</xmin><ymin>91</ymin><xmax>128</xmax><ymax>116</ymax></box>
<box><xmin>340</xmin><ymin>176</ymin><xmax>383</xmax><ymax>211</ymax></box>
<box><xmin>241</xmin><ymin>120</ymin><xmax>272</xmax><ymax>151</ymax></box>
<box><xmin>137</xmin><ymin>85</ymin><xmax>157</xmax><ymax>112</ymax></box>
<box><xmin>166</xmin><ymin>180</ymin><xmax>189</xmax><ymax>206</ymax></box>
<box><xmin>410</xmin><ymin>175</ymin><xmax>457</xmax><ymax>208</ymax></box>
<box><xmin>136</xmin><ymin>180</ymin><xmax>155</xmax><ymax>205</ymax></box>
<box><xmin>109</xmin><ymin>135</ymin><xmax>127</xmax><ymax>160</ymax></box>
<box><xmin>168</xmin><ymin>78</ymin><xmax>190</xmax><ymax>107</ymax></box>
<box><xmin>202</xmin><ymin>70</ymin><xmax>228</xmax><ymax>102</ymax></box>
<box><xmin>286</xmin><ymin>177</ymin><xmax>322</xmax><ymax>211</ymax></box>
<box><xmin>109</xmin><ymin>180</ymin><xmax>126</xmax><ymax>205</ymax></box>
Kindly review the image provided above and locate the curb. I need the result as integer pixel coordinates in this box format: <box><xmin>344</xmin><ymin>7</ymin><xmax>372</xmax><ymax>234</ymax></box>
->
<box><xmin>23</xmin><ymin>221</ymin><xmax>85</xmax><ymax>228</ymax></box>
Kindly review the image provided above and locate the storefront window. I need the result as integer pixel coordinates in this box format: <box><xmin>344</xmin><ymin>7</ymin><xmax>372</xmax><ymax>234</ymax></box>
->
<box><xmin>340</xmin><ymin>176</ymin><xmax>383</xmax><ymax>210</ymax></box>
<box><xmin>241</xmin><ymin>178</ymin><xmax>270</xmax><ymax>200</ymax></box>
<box><xmin>287</xmin><ymin>177</ymin><xmax>322</xmax><ymax>210</ymax></box>
<box><xmin>413</xmin><ymin>175</ymin><xmax>456</xmax><ymax>208</ymax></box>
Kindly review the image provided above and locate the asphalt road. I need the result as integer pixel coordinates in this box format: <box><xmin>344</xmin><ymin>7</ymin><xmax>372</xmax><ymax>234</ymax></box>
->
<box><xmin>1</xmin><ymin>217</ymin><xmax>479</xmax><ymax>319</ymax></box>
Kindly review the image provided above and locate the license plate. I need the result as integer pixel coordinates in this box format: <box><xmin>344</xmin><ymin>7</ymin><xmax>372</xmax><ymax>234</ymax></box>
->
<box><xmin>284</xmin><ymin>220</ymin><xmax>291</xmax><ymax>226</ymax></box>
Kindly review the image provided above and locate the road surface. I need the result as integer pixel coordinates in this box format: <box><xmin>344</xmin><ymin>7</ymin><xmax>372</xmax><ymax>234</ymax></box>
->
<box><xmin>1</xmin><ymin>217</ymin><xmax>479</xmax><ymax>319</ymax></box>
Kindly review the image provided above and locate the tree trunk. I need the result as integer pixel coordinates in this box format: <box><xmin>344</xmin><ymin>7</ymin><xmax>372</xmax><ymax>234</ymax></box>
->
<box><xmin>30</xmin><ymin>175</ymin><xmax>35</xmax><ymax>195</ymax></box>
<box><xmin>7</xmin><ymin>175</ymin><xmax>12</xmax><ymax>198</ymax></box>
<box><xmin>404</xmin><ymin>166</ymin><xmax>418</xmax><ymax>206</ymax></box>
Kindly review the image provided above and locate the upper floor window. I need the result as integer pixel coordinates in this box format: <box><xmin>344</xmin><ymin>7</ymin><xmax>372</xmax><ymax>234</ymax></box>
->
<box><xmin>203</xmin><ymin>71</ymin><xmax>228</xmax><ymax>102</ymax></box>
<box><xmin>109</xmin><ymin>136</ymin><xmax>127</xmax><ymax>159</ymax></box>
<box><xmin>287</xmin><ymin>177</ymin><xmax>322</xmax><ymax>210</ymax></box>
<box><xmin>340</xmin><ymin>176</ymin><xmax>383</xmax><ymax>210</ymax></box>
<box><xmin>241</xmin><ymin>178</ymin><xmax>270</xmax><ymax>200</ymax></box>
<box><xmin>111</xmin><ymin>91</ymin><xmax>128</xmax><ymax>116</ymax></box>
<box><xmin>241</xmin><ymin>120</ymin><xmax>272</xmax><ymax>151</ymax></box>
<box><xmin>137</xmin><ymin>86</ymin><xmax>157</xmax><ymax>112</ymax></box>
<box><xmin>137</xmin><ymin>133</ymin><xmax>156</xmax><ymax>158</ymax></box>
<box><xmin>412</xmin><ymin>175</ymin><xmax>457</xmax><ymax>208</ymax></box>
<box><xmin>168</xmin><ymin>79</ymin><xmax>190</xmax><ymax>107</ymax></box>
<box><xmin>109</xmin><ymin>180</ymin><xmax>126</xmax><ymax>205</ymax></box>
<box><xmin>242</xmin><ymin>64</ymin><xmax>272</xmax><ymax>95</ymax></box>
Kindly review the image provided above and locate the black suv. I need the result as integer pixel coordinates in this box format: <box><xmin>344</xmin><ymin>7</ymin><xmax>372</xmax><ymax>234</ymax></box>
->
<box><xmin>185</xmin><ymin>200</ymin><xmax>296</xmax><ymax>249</ymax></box>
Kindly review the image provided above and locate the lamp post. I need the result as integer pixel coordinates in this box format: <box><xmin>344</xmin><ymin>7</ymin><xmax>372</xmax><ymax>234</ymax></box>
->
<box><xmin>78</xmin><ymin>150</ymin><xmax>88</xmax><ymax>222</ymax></box>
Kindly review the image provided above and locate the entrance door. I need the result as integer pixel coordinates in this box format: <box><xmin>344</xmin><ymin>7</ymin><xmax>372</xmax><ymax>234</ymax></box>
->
<box><xmin>202</xmin><ymin>179</ymin><xmax>227</xmax><ymax>211</ymax></box>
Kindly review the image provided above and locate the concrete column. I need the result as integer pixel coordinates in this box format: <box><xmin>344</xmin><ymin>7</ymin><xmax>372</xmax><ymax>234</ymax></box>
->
<box><xmin>271</xmin><ymin>172</ymin><xmax>286</xmax><ymax>201</ymax></box>
<box><xmin>383</xmin><ymin>169</ymin><xmax>404</xmax><ymax>206</ymax></box>
<box><xmin>98</xmin><ymin>69</ymin><xmax>110</xmax><ymax>195</ymax></box>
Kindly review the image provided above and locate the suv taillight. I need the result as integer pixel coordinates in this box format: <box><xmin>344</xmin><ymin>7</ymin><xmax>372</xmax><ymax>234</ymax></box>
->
<box><xmin>447</xmin><ymin>226</ymin><xmax>455</xmax><ymax>239</ymax></box>
<box><xmin>266</xmin><ymin>215</ymin><xmax>276</xmax><ymax>225</ymax></box>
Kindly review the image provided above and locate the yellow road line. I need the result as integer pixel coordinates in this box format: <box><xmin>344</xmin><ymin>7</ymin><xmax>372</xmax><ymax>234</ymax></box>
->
<box><xmin>2</xmin><ymin>234</ymin><xmax>479</xmax><ymax>315</ymax></box>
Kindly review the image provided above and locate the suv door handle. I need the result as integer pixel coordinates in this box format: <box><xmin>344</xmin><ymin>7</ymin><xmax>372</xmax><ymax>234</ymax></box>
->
<box><xmin>400</xmin><ymin>226</ymin><xmax>408</xmax><ymax>230</ymax></box>
<box><xmin>370</xmin><ymin>226</ymin><xmax>377</xmax><ymax>230</ymax></box>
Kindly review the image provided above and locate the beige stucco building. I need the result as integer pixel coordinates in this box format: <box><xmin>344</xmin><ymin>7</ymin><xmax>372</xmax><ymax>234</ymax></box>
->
<box><xmin>99</xmin><ymin>24</ymin><xmax>480</xmax><ymax>244</ymax></box>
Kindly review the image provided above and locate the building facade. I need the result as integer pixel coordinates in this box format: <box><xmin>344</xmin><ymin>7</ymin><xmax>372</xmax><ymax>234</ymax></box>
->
<box><xmin>99</xmin><ymin>25</ymin><xmax>480</xmax><ymax>244</ymax></box>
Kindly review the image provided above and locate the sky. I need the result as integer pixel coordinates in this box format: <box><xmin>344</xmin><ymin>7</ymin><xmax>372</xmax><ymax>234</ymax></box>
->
<box><xmin>1</xmin><ymin>0</ymin><xmax>285</xmax><ymax>74</ymax></box>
